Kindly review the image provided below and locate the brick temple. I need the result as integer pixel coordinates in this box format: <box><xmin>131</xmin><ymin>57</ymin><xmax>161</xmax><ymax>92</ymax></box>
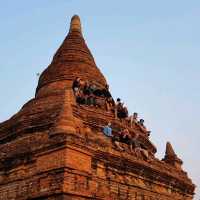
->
<box><xmin>0</xmin><ymin>15</ymin><xmax>195</xmax><ymax>200</ymax></box>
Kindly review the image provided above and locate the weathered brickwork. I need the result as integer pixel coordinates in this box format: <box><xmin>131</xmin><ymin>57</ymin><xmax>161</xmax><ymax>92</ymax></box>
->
<box><xmin>0</xmin><ymin>15</ymin><xmax>195</xmax><ymax>199</ymax></box>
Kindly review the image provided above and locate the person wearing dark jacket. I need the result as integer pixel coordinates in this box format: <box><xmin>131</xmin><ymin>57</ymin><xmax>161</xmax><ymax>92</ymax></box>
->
<box><xmin>72</xmin><ymin>77</ymin><xmax>80</xmax><ymax>91</ymax></box>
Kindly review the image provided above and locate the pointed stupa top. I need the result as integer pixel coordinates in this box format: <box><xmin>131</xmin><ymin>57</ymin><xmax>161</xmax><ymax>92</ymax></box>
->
<box><xmin>165</xmin><ymin>141</ymin><xmax>176</xmax><ymax>157</ymax></box>
<box><xmin>69</xmin><ymin>15</ymin><xmax>82</xmax><ymax>34</ymax></box>
<box><xmin>36</xmin><ymin>15</ymin><xmax>107</xmax><ymax>97</ymax></box>
<box><xmin>163</xmin><ymin>142</ymin><xmax>183</xmax><ymax>169</ymax></box>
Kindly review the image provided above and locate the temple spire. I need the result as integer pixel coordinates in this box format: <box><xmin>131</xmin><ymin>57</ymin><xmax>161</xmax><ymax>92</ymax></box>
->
<box><xmin>35</xmin><ymin>15</ymin><xmax>107</xmax><ymax>97</ymax></box>
<box><xmin>165</xmin><ymin>142</ymin><xmax>176</xmax><ymax>157</ymax></box>
<box><xmin>162</xmin><ymin>142</ymin><xmax>183</xmax><ymax>169</ymax></box>
<box><xmin>69</xmin><ymin>15</ymin><xmax>82</xmax><ymax>34</ymax></box>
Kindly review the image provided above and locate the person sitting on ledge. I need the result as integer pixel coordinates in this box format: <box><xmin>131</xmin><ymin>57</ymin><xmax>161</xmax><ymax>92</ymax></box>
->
<box><xmin>132</xmin><ymin>133</ymin><xmax>141</xmax><ymax>155</ymax></box>
<box><xmin>138</xmin><ymin>119</ymin><xmax>145</xmax><ymax>126</ymax></box>
<box><xmin>112</xmin><ymin>133</ymin><xmax>124</xmax><ymax>151</ymax></box>
<box><xmin>83</xmin><ymin>81</ymin><xmax>90</xmax><ymax>95</ymax></box>
<box><xmin>120</xmin><ymin>128</ymin><xmax>133</xmax><ymax>152</ymax></box>
<box><xmin>101</xmin><ymin>84</ymin><xmax>115</xmax><ymax>111</ymax></box>
<box><xmin>114</xmin><ymin>97</ymin><xmax>129</xmax><ymax>119</ymax></box>
<box><xmin>132</xmin><ymin>133</ymin><xmax>151</xmax><ymax>161</ymax></box>
<box><xmin>83</xmin><ymin>81</ymin><xmax>93</xmax><ymax>105</ymax></box>
<box><xmin>138</xmin><ymin>119</ymin><xmax>151</xmax><ymax>136</ymax></box>
<box><xmin>79</xmin><ymin>79</ymin><xmax>85</xmax><ymax>91</ymax></box>
<box><xmin>106</xmin><ymin>97</ymin><xmax>115</xmax><ymax>111</ymax></box>
<box><xmin>103</xmin><ymin>122</ymin><xmax>112</xmax><ymax>137</ymax></box>
<box><xmin>94</xmin><ymin>96</ymin><xmax>105</xmax><ymax>108</ymax></box>
<box><xmin>103</xmin><ymin>123</ymin><xmax>124</xmax><ymax>151</ymax></box>
<box><xmin>72</xmin><ymin>77</ymin><xmax>80</xmax><ymax>92</ymax></box>
<box><xmin>88</xmin><ymin>83</ymin><xmax>97</xmax><ymax>106</ymax></box>
<box><xmin>117</xmin><ymin>104</ymin><xmax>128</xmax><ymax>119</ymax></box>
<box><xmin>127</xmin><ymin>112</ymin><xmax>138</xmax><ymax>128</ymax></box>
<box><xmin>75</xmin><ymin>89</ymin><xmax>85</xmax><ymax>105</ymax></box>
<box><xmin>102</xmin><ymin>84</ymin><xmax>112</xmax><ymax>98</ymax></box>
<box><xmin>116</xmin><ymin>98</ymin><xmax>121</xmax><ymax>106</ymax></box>
<box><xmin>140</xmin><ymin>144</ymin><xmax>151</xmax><ymax>161</ymax></box>
<box><xmin>90</xmin><ymin>82</ymin><xmax>97</xmax><ymax>94</ymax></box>
<box><xmin>123</xmin><ymin>106</ymin><xmax>128</xmax><ymax>118</ymax></box>
<box><xmin>93</xmin><ymin>86</ymin><xmax>103</xmax><ymax>97</ymax></box>
<box><xmin>115</xmin><ymin>98</ymin><xmax>122</xmax><ymax>118</ymax></box>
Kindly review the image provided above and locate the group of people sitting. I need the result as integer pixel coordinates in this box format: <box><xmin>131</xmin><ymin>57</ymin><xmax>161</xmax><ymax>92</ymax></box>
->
<box><xmin>126</xmin><ymin>112</ymin><xmax>151</xmax><ymax>135</ymax></box>
<box><xmin>103</xmin><ymin>122</ymin><xmax>151</xmax><ymax>161</ymax></box>
<box><xmin>72</xmin><ymin>77</ymin><xmax>115</xmax><ymax>111</ymax></box>
<box><xmin>72</xmin><ymin>78</ymin><xmax>150</xmax><ymax>134</ymax></box>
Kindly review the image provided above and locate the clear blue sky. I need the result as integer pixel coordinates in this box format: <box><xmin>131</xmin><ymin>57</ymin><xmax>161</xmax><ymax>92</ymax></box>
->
<box><xmin>0</xmin><ymin>0</ymin><xmax>199</xmax><ymax>199</ymax></box>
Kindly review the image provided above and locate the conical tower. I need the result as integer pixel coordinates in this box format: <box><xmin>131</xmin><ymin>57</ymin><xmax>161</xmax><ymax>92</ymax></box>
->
<box><xmin>0</xmin><ymin>15</ymin><xmax>195</xmax><ymax>200</ymax></box>
<box><xmin>36</xmin><ymin>15</ymin><xmax>106</xmax><ymax>99</ymax></box>
<box><xmin>162</xmin><ymin>142</ymin><xmax>183</xmax><ymax>170</ymax></box>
